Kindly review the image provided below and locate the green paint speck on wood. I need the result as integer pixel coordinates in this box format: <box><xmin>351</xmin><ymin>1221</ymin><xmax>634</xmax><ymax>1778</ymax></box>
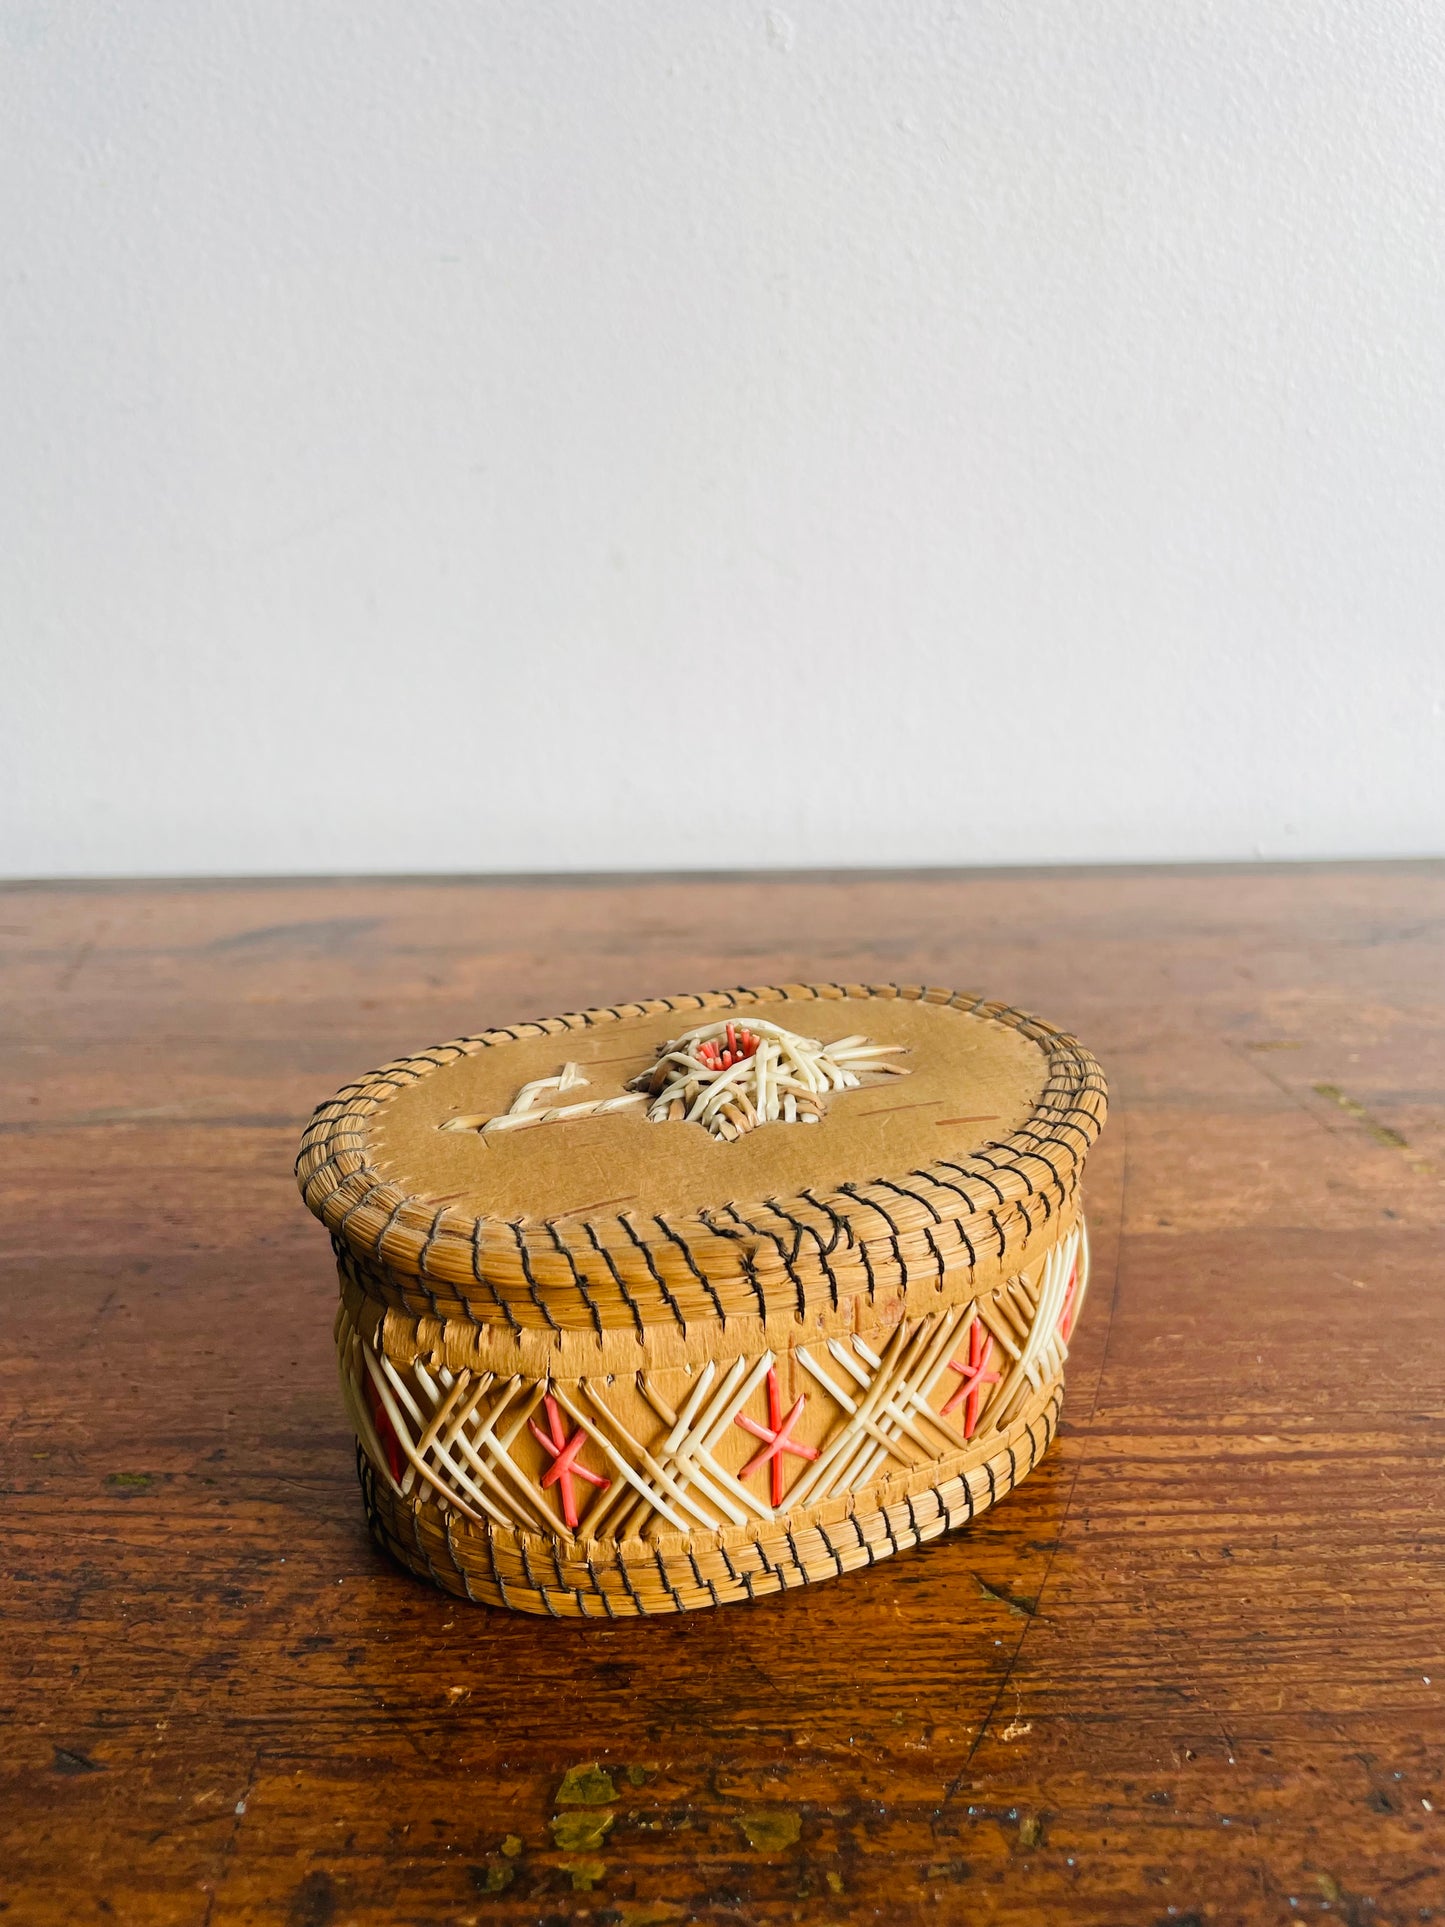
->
<box><xmin>561</xmin><ymin>1857</ymin><xmax>607</xmax><ymax>1892</ymax></box>
<box><xmin>550</xmin><ymin>1810</ymin><xmax>615</xmax><ymax>1852</ymax></box>
<box><xmin>556</xmin><ymin>1762</ymin><xmax>618</xmax><ymax>1806</ymax></box>
<box><xmin>738</xmin><ymin>1810</ymin><xmax>802</xmax><ymax>1851</ymax></box>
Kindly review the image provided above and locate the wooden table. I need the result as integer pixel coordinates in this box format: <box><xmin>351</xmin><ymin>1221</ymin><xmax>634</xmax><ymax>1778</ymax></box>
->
<box><xmin>5</xmin><ymin>866</ymin><xmax>1443</xmax><ymax>1926</ymax></box>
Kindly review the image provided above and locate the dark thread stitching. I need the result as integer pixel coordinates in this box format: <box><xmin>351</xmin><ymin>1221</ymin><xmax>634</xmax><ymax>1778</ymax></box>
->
<box><xmin>620</xmin><ymin>1215</ymin><xmax>687</xmax><ymax>1334</ymax></box>
<box><xmin>522</xmin><ymin>1539</ymin><xmax>559</xmax><ymax>1616</ymax></box>
<box><xmin>447</xmin><ymin>1519</ymin><xmax>481</xmax><ymax>1606</ymax></box>
<box><xmin>472</xmin><ymin>1221</ymin><xmax>523</xmax><ymax>1335</ymax></box>
<box><xmin>765</xmin><ymin>1199</ymin><xmax>813</xmax><ymax>1271</ymax></box>
<box><xmin>799</xmin><ymin>1187</ymin><xmax>851</xmax><ymax>1256</ymax></box>
<box><xmin>1002</xmin><ymin>1154</ymin><xmax>1037</xmax><ymax>1195</ymax></box>
<box><xmin>300</xmin><ymin>1146</ymin><xmax>343</xmax><ymax>1192</ymax></box>
<box><xmin>842</xmin><ymin>1183</ymin><xmax>902</xmax><ymax>1238</ymax></box>
<box><xmin>543</xmin><ymin>1220</ymin><xmax>604</xmax><ymax>1336</ymax></box>
<box><xmin>965</xmin><ymin>1167</ymin><xmax>1009</xmax><ymax>1207</ymax></box>
<box><xmin>686</xmin><ymin>1548</ymin><xmax>722</xmax><ymax>1611</ymax></box>
<box><xmin>741</xmin><ymin>1203</ymin><xmax>812</xmax><ymax>1317</ymax></box>
<box><xmin>918</xmin><ymin>1167</ymin><xmax>979</xmax><ymax>1213</ymax></box>
<box><xmin>652</xmin><ymin>1545</ymin><xmax>686</xmax><ymax>1614</ymax></box>
<box><xmin>698</xmin><ymin>1210</ymin><xmax>769</xmax><ymax>1322</ymax></box>
<box><xmin>510</xmin><ymin>1220</ymin><xmax>561</xmax><ymax>1334</ymax></box>
<box><xmin>817</xmin><ymin>1523</ymin><xmax>846</xmax><ymax>1578</ymax></box>
<box><xmin>369</xmin><ymin>1071</ymin><xmax>422</xmax><ymax>1094</ymax></box>
<box><xmin>767</xmin><ymin>1199</ymin><xmax>841</xmax><ymax>1311</ymax></box>
<box><xmin>614</xmin><ymin>1554</ymin><xmax>647</xmax><ymax>1617</ymax></box>
<box><xmin>336</xmin><ymin>1179</ymin><xmax>387</xmax><ymax>1245</ymax></box>
<box><xmin>959</xmin><ymin>1467</ymin><xmax>976</xmax><ymax>1521</ymax></box>
<box><xmin>373</xmin><ymin>1196</ymin><xmax>409</xmax><ymax>1260</ymax></box>
<box><xmin>410</xmin><ymin>1272</ymin><xmax>443</xmax><ymax>1321</ymax></box>
<box><xmin>1032</xmin><ymin>1148</ymin><xmax>1063</xmax><ymax>1194</ymax></box>
<box><xmin>859</xmin><ymin>1240</ymin><xmax>878</xmax><ymax>1303</ymax></box>
<box><xmin>414</xmin><ymin>1520</ymin><xmax>448</xmax><ymax>1595</ymax></box>
<box><xmin>923</xmin><ymin>1226</ymin><xmax>947</xmax><ymax>1289</ymax></box>
<box><xmin>580</xmin><ymin>1219</ymin><xmax>645</xmax><ymax>1342</ymax></box>
<box><xmin>418</xmin><ymin>1204</ymin><xmax>449</xmax><ymax>1276</ymax></box>
<box><xmin>653</xmin><ymin>1215</ymin><xmax>727</xmax><ymax>1325</ymax></box>
<box><xmin>586</xmin><ymin>1557</ymin><xmax>619</xmax><ymax>1618</ymax></box>
<box><xmin>877</xmin><ymin>1176</ymin><xmax>945</xmax><ymax>1225</ymax></box>
<box><xmin>879</xmin><ymin>1505</ymin><xmax>902</xmax><ymax>1559</ymax></box>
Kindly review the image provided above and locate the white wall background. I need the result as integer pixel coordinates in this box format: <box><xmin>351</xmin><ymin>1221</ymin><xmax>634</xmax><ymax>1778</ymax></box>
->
<box><xmin>3</xmin><ymin>1</ymin><xmax>1443</xmax><ymax>878</ymax></box>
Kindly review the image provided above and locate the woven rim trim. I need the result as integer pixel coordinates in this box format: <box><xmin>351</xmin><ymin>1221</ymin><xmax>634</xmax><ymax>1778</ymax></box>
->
<box><xmin>296</xmin><ymin>983</ymin><xmax>1107</xmax><ymax>1335</ymax></box>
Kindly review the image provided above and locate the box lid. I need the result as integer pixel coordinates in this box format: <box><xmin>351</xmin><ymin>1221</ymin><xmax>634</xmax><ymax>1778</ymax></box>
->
<box><xmin>297</xmin><ymin>982</ymin><xmax>1106</xmax><ymax>1345</ymax></box>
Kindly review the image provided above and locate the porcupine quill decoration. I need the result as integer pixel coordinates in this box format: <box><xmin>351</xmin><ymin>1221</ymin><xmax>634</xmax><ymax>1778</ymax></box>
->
<box><xmin>440</xmin><ymin>1018</ymin><xmax>910</xmax><ymax>1141</ymax></box>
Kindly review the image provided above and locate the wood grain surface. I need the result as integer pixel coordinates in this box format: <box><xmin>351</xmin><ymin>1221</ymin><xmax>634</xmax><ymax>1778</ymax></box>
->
<box><xmin>3</xmin><ymin>865</ymin><xmax>1443</xmax><ymax>1926</ymax></box>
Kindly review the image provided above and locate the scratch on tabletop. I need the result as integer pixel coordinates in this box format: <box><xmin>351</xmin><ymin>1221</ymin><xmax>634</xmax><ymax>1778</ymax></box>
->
<box><xmin>55</xmin><ymin>937</ymin><xmax>97</xmax><ymax>994</ymax></box>
<box><xmin>1313</xmin><ymin>1082</ymin><xmax>1437</xmax><ymax>1178</ymax></box>
<box><xmin>199</xmin><ymin>1744</ymin><xmax>262</xmax><ymax>1927</ymax></box>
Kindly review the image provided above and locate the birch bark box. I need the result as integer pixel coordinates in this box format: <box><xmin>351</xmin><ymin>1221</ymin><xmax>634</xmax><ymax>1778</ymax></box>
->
<box><xmin>296</xmin><ymin>982</ymin><xmax>1108</xmax><ymax>1617</ymax></box>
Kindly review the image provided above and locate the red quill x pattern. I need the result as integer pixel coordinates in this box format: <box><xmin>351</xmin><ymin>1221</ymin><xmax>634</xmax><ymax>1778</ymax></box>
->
<box><xmin>1058</xmin><ymin>1260</ymin><xmax>1081</xmax><ymax>1344</ymax></box>
<box><xmin>735</xmin><ymin>1366</ymin><xmax>819</xmax><ymax>1507</ymax></box>
<box><xmin>941</xmin><ymin>1320</ymin><xmax>1002</xmax><ymax>1437</ymax></box>
<box><xmin>365</xmin><ymin>1372</ymin><xmax>405</xmax><ymax>1483</ymax></box>
<box><xmin>529</xmin><ymin>1394</ymin><xmax>610</xmax><ymax>1530</ymax></box>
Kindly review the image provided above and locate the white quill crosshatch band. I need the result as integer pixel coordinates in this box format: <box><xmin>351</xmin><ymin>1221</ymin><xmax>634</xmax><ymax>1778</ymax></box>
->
<box><xmin>341</xmin><ymin>1222</ymin><xmax>1085</xmax><ymax>1534</ymax></box>
<box><xmin>338</xmin><ymin>1223</ymin><xmax>1086</xmax><ymax>1615</ymax></box>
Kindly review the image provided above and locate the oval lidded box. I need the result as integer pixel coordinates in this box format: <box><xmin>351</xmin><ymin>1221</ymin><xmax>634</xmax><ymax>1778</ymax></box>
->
<box><xmin>296</xmin><ymin>982</ymin><xmax>1107</xmax><ymax>1617</ymax></box>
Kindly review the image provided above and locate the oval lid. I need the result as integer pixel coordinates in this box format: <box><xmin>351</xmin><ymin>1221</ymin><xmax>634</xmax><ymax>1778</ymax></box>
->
<box><xmin>297</xmin><ymin>983</ymin><xmax>1106</xmax><ymax>1332</ymax></box>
